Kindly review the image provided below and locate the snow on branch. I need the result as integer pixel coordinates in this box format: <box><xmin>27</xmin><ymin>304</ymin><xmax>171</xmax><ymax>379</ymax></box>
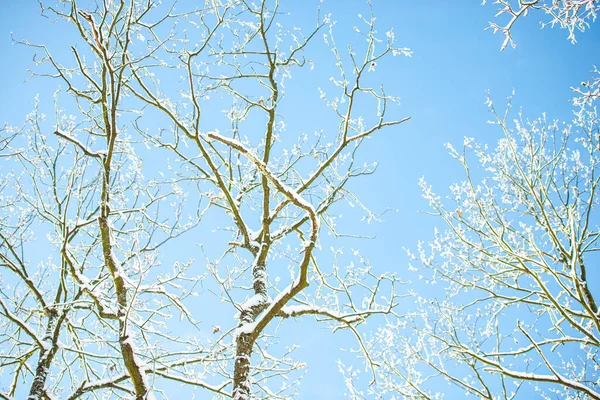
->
<box><xmin>54</xmin><ymin>130</ymin><xmax>105</xmax><ymax>159</ymax></box>
<box><xmin>207</xmin><ymin>131</ymin><xmax>319</xmax><ymax>238</ymax></box>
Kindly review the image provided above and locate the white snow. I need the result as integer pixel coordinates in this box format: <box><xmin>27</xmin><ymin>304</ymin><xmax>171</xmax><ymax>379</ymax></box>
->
<box><xmin>241</xmin><ymin>294</ymin><xmax>269</xmax><ymax>310</ymax></box>
<box><xmin>236</xmin><ymin>321</ymin><xmax>258</xmax><ymax>335</ymax></box>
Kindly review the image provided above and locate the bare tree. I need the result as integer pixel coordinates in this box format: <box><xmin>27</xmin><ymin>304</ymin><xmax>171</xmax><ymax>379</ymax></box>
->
<box><xmin>2</xmin><ymin>0</ymin><xmax>411</xmax><ymax>399</ymax></box>
<box><xmin>126</xmin><ymin>1</ymin><xmax>410</xmax><ymax>398</ymax></box>
<box><xmin>0</xmin><ymin>2</ymin><xmax>214</xmax><ymax>399</ymax></box>
<box><xmin>367</xmin><ymin>96</ymin><xmax>600</xmax><ymax>399</ymax></box>
<box><xmin>484</xmin><ymin>0</ymin><xmax>600</xmax><ymax>106</ymax></box>
<box><xmin>358</xmin><ymin>5</ymin><xmax>600</xmax><ymax>398</ymax></box>
<box><xmin>483</xmin><ymin>0</ymin><xmax>599</xmax><ymax>50</ymax></box>
<box><xmin>0</xmin><ymin>89</ymin><xmax>211</xmax><ymax>400</ymax></box>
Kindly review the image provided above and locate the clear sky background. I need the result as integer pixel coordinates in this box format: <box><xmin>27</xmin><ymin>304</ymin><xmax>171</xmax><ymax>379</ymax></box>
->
<box><xmin>1</xmin><ymin>1</ymin><xmax>599</xmax><ymax>399</ymax></box>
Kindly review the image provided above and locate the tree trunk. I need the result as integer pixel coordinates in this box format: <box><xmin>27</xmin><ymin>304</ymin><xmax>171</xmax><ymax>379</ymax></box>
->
<box><xmin>233</xmin><ymin>329</ymin><xmax>254</xmax><ymax>400</ymax></box>
<box><xmin>27</xmin><ymin>310</ymin><xmax>58</xmax><ymax>400</ymax></box>
<box><xmin>232</xmin><ymin>256</ymin><xmax>268</xmax><ymax>400</ymax></box>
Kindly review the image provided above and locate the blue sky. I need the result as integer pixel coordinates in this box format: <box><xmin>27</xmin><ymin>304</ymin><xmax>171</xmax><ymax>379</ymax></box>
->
<box><xmin>1</xmin><ymin>1</ymin><xmax>599</xmax><ymax>399</ymax></box>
